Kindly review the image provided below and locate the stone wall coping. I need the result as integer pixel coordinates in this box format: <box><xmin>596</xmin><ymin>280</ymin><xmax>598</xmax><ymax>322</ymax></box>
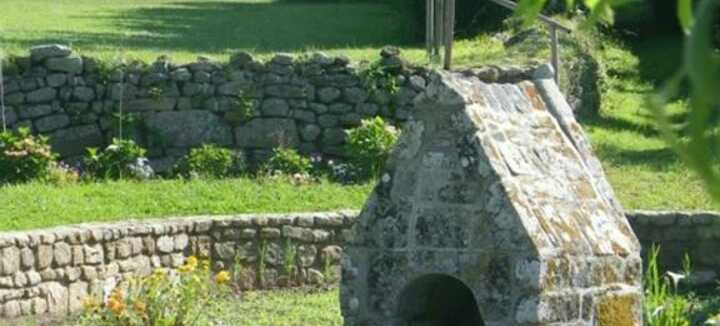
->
<box><xmin>627</xmin><ymin>209</ymin><xmax>720</xmax><ymax>226</ymax></box>
<box><xmin>0</xmin><ymin>209</ymin><xmax>717</xmax><ymax>246</ymax></box>
<box><xmin>0</xmin><ymin>210</ymin><xmax>360</xmax><ymax>247</ymax></box>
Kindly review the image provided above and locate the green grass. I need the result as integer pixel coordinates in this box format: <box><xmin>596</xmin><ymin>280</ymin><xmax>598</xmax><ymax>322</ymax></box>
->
<box><xmin>0</xmin><ymin>0</ymin><xmax>717</xmax><ymax>231</ymax></box>
<box><xmin>0</xmin><ymin>0</ymin><xmax>419</xmax><ymax>63</ymax></box>
<box><xmin>585</xmin><ymin>35</ymin><xmax>720</xmax><ymax>211</ymax></box>
<box><xmin>0</xmin><ymin>178</ymin><xmax>372</xmax><ymax>231</ymax></box>
<box><xmin>224</xmin><ymin>289</ymin><xmax>342</xmax><ymax>326</ymax></box>
<box><xmin>0</xmin><ymin>0</ymin><xmax>517</xmax><ymax>65</ymax></box>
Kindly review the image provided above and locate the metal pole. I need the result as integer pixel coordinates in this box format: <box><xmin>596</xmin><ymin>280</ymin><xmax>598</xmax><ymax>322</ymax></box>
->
<box><xmin>426</xmin><ymin>0</ymin><xmax>433</xmax><ymax>59</ymax></box>
<box><xmin>443</xmin><ymin>0</ymin><xmax>455</xmax><ymax>70</ymax></box>
<box><xmin>550</xmin><ymin>25</ymin><xmax>560</xmax><ymax>83</ymax></box>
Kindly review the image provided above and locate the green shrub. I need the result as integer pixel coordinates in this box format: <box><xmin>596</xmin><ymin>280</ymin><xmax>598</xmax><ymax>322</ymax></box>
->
<box><xmin>263</xmin><ymin>147</ymin><xmax>311</xmax><ymax>176</ymax></box>
<box><xmin>84</xmin><ymin>138</ymin><xmax>149</xmax><ymax>180</ymax></box>
<box><xmin>175</xmin><ymin>144</ymin><xmax>245</xmax><ymax>178</ymax></box>
<box><xmin>0</xmin><ymin>128</ymin><xmax>56</xmax><ymax>184</ymax></box>
<box><xmin>344</xmin><ymin>117</ymin><xmax>399</xmax><ymax>179</ymax></box>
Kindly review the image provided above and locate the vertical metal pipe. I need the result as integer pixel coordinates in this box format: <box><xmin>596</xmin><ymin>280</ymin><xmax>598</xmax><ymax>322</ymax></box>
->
<box><xmin>434</xmin><ymin>0</ymin><xmax>443</xmax><ymax>59</ymax></box>
<box><xmin>550</xmin><ymin>25</ymin><xmax>560</xmax><ymax>83</ymax></box>
<box><xmin>426</xmin><ymin>0</ymin><xmax>432</xmax><ymax>59</ymax></box>
<box><xmin>443</xmin><ymin>0</ymin><xmax>455</xmax><ymax>70</ymax></box>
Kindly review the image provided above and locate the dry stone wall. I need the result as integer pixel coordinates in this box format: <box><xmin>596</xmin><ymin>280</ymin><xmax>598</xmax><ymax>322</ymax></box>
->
<box><xmin>0</xmin><ymin>45</ymin><xmax>543</xmax><ymax>172</ymax></box>
<box><xmin>0</xmin><ymin>210</ymin><xmax>716</xmax><ymax>320</ymax></box>
<box><xmin>0</xmin><ymin>212</ymin><xmax>355</xmax><ymax>320</ymax></box>
<box><xmin>628</xmin><ymin>210</ymin><xmax>720</xmax><ymax>284</ymax></box>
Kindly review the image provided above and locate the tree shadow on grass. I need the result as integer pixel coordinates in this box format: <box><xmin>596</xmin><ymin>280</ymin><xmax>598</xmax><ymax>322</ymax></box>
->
<box><xmin>6</xmin><ymin>0</ymin><xmax>420</xmax><ymax>56</ymax></box>
<box><xmin>593</xmin><ymin>143</ymin><xmax>681</xmax><ymax>170</ymax></box>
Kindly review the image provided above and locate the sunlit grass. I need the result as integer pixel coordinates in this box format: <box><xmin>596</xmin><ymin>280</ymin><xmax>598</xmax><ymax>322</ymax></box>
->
<box><xmin>0</xmin><ymin>178</ymin><xmax>372</xmax><ymax>231</ymax></box>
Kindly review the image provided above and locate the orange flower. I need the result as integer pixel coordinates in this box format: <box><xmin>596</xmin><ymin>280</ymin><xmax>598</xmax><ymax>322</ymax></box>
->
<box><xmin>107</xmin><ymin>297</ymin><xmax>126</xmax><ymax>315</ymax></box>
<box><xmin>133</xmin><ymin>301</ymin><xmax>147</xmax><ymax>314</ymax></box>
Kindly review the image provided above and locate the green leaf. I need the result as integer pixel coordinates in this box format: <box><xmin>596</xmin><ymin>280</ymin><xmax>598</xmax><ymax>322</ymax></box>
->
<box><xmin>677</xmin><ymin>0</ymin><xmax>695</xmax><ymax>34</ymax></box>
<box><xmin>514</xmin><ymin>0</ymin><xmax>549</xmax><ymax>28</ymax></box>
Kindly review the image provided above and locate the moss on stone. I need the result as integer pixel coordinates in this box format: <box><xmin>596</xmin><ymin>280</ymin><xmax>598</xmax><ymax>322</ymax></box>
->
<box><xmin>596</xmin><ymin>294</ymin><xmax>638</xmax><ymax>326</ymax></box>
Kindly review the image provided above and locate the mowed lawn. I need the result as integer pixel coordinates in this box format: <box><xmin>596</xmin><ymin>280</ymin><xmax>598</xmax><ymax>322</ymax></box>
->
<box><xmin>0</xmin><ymin>178</ymin><xmax>373</xmax><ymax>231</ymax></box>
<box><xmin>0</xmin><ymin>0</ymin><xmax>420</xmax><ymax>62</ymax></box>
<box><xmin>0</xmin><ymin>0</ymin><xmax>717</xmax><ymax>233</ymax></box>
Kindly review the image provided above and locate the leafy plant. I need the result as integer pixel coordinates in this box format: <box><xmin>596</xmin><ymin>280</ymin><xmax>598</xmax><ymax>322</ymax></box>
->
<box><xmin>225</xmin><ymin>97</ymin><xmax>258</xmax><ymax>126</ymax></box>
<box><xmin>258</xmin><ymin>241</ymin><xmax>268</xmax><ymax>286</ymax></box>
<box><xmin>148</xmin><ymin>87</ymin><xmax>163</xmax><ymax>100</ymax></box>
<box><xmin>344</xmin><ymin>117</ymin><xmax>399</xmax><ymax>179</ymax></box>
<box><xmin>282</xmin><ymin>239</ymin><xmax>297</xmax><ymax>282</ymax></box>
<box><xmin>0</xmin><ymin>128</ymin><xmax>57</xmax><ymax>184</ymax></box>
<box><xmin>77</xmin><ymin>256</ymin><xmax>232</xmax><ymax>326</ymax></box>
<box><xmin>644</xmin><ymin>246</ymin><xmax>693</xmax><ymax>326</ymax></box>
<box><xmin>174</xmin><ymin>144</ymin><xmax>245</xmax><ymax>179</ymax></box>
<box><xmin>84</xmin><ymin>138</ymin><xmax>149</xmax><ymax>180</ymax></box>
<box><xmin>322</xmin><ymin>255</ymin><xmax>338</xmax><ymax>284</ymax></box>
<box><xmin>263</xmin><ymin>147</ymin><xmax>311</xmax><ymax>176</ymax></box>
<box><xmin>359</xmin><ymin>59</ymin><xmax>400</xmax><ymax>97</ymax></box>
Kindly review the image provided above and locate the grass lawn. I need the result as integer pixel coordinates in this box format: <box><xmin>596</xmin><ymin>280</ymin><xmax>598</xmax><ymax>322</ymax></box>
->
<box><xmin>0</xmin><ymin>0</ymin><xmax>421</xmax><ymax>63</ymax></box>
<box><xmin>0</xmin><ymin>0</ymin><xmax>717</xmax><ymax>233</ymax></box>
<box><xmin>0</xmin><ymin>178</ymin><xmax>372</xmax><ymax>231</ymax></box>
<box><xmin>586</xmin><ymin>35</ymin><xmax>720</xmax><ymax>211</ymax></box>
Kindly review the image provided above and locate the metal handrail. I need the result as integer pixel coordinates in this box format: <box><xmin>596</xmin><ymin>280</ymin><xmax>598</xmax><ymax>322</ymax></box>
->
<box><xmin>488</xmin><ymin>0</ymin><xmax>573</xmax><ymax>83</ymax></box>
<box><xmin>488</xmin><ymin>0</ymin><xmax>572</xmax><ymax>33</ymax></box>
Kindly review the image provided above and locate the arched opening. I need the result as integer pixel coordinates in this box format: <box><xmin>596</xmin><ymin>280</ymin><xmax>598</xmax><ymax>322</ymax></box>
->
<box><xmin>397</xmin><ymin>274</ymin><xmax>484</xmax><ymax>326</ymax></box>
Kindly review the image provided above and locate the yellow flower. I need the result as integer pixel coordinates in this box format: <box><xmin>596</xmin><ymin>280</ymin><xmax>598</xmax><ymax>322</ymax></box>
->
<box><xmin>201</xmin><ymin>260</ymin><xmax>210</xmax><ymax>271</ymax></box>
<box><xmin>82</xmin><ymin>296</ymin><xmax>100</xmax><ymax>312</ymax></box>
<box><xmin>179</xmin><ymin>256</ymin><xmax>199</xmax><ymax>273</ymax></box>
<box><xmin>215</xmin><ymin>271</ymin><xmax>231</xmax><ymax>285</ymax></box>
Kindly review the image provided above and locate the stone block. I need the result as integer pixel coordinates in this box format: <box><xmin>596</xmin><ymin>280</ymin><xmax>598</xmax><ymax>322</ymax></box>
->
<box><xmin>234</xmin><ymin>118</ymin><xmax>298</xmax><ymax>148</ymax></box>
<box><xmin>126</xmin><ymin>98</ymin><xmax>177</xmax><ymax>112</ymax></box>
<box><xmin>1</xmin><ymin>247</ymin><xmax>19</xmax><ymax>276</ymax></box>
<box><xmin>49</xmin><ymin>124</ymin><xmax>103</xmax><ymax>157</ymax></box>
<box><xmin>46</xmin><ymin>56</ymin><xmax>83</xmax><ymax>74</ymax></box>
<box><xmin>145</xmin><ymin>110</ymin><xmax>233</xmax><ymax>148</ymax></box>
<box><xmin>34</xmin><ymin>114</ymin><xmax>70</xmax><ymax>133</ymax></box>
<box><xmin>30</xmin><ymin>44</ymin><xmax>72</xmax><ymax>62</ymax></box>
<box><xmin>26</xmin><ymin>87</ymin><xmax>57</xmax><ymax>104</ymax></box>
<box><xmin>53</xmin><ymin>243</ymin><xmax>72</xmax><ymax>267</ymax></box>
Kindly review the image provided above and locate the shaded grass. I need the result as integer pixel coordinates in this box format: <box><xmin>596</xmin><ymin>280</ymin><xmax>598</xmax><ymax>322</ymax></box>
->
<box><xmin>0</xmin><ymin>178</ymin><xmax>372</xmax><ymax>231</ymax></box>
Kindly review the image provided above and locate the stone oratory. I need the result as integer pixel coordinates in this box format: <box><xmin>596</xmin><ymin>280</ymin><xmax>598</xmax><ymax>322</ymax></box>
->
<box><xmin>341</xmin><ymin>67</ymin><xmax>643</xmax><ymax>326</ymax></box>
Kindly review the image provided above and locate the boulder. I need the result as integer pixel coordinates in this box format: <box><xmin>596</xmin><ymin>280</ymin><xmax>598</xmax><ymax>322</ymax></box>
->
<box><xmin>34</xmin><ymin>114</ymin><xmax>70</xmax><ymax>133</ymax></box>
<box><xmin>126</xmin><ymin>98</ymin><xmax>177</xmax><ymax>112</ymax></box>
<box><xmin>234</xmin><ymin>118</ymin><xmax>298</xmax><ymax>149</ymax></box>
<box><xmin>30</xmin><ymin>44</ymin><xmax>72</xmax><ymax>62</ymax></box>
<box><xmin>144</xmin><ymin>110</ymin><xmax>233</xmax><ymax>148</ymax></box>
<box><xmin>26</xmin><ymin>87</ymin><xmax>57</xmax><ymax>104</ymax></box>
<box><xmin>49</xmin><ymin>124</ymin><xmax>104</xmax><ymax>157</ymax></box>
<box><xmin>45</xmin><ymin>56</ymin><xmax>83</xmax><ymax>74</ymax></box>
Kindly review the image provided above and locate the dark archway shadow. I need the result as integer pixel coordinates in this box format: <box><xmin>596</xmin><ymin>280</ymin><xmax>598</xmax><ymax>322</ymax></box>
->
<box><xmin>397</xmin><ymin>274</ymin><xmax>484</xmax><ymax>326</ymax></box>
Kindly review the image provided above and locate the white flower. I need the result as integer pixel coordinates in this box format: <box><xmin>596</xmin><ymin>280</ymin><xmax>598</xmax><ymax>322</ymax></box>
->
<box><xmin>665</xmin><ymin>271</ymin><xmax>686</xmax><ymax>289</ymax></box>
<box><xmin>381</xmin><ymin>173</ymin><xmax>391</xmax><ymax>183</ymax></box>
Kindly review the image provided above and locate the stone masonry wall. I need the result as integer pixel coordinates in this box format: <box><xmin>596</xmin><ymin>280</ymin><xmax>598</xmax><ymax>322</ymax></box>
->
<box><xmin>0</xmin><ymin>210</ymin><xmax>714</xmax><ymax>320</ymax></box>
<box><xmin>628</xmin><ymin>210</ymin><xmax>720</xmax><ymax>284</ymax></box>
<box><xmin>0</xmin><ymin>45</ymin><xmax>542</xmax><ymax>172</ymax></box>
<box><xmin>0</xmin><ymin>211</ymin><xmax>355</xmax><ymax>320</ymax></box>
